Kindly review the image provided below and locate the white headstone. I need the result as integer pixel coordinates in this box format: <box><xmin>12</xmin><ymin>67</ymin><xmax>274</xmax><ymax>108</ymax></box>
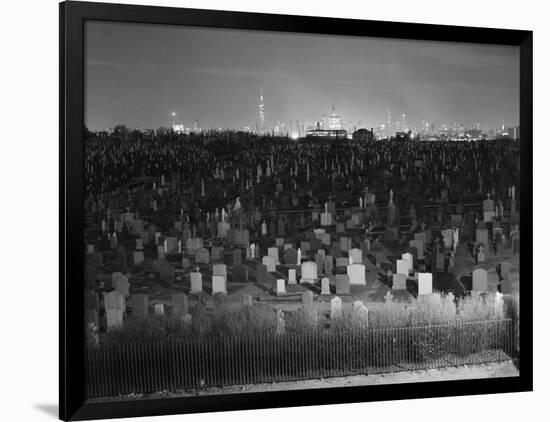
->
<box><xmin>347</xmin><ymin>264</ymin><xmax>366</xmax><ymax>285</ymax></box>
<box><xmin>418</xmin><ymin>272</ymin><xmax>433</xmax><ymax>296</ymax></box>
<box><xmin>276</xmin><ymin>278</ymin><xmax>286</xmax><ymax>294</ymax></box>
<box><xmin>190</xmin><ymin>272</ymin><xmax>202</xmax><ymax>293</ymax></box>
<box><xmin>262</xmin><ymin>255</ymin><xmax>276</xmax><ymax>272</ymax></box>
<box><xmin>212</xmin><ymin>275</ymin><xmax>227</xmax><ymax>294</ymax></box>
<box><xmin>401</xmin><ymin>252</ymin><xmax>413</xmax><ymax>272</ymax></box>
<box><xmin>349</xmin><ymin>248</ymin><xmax>362</xmax><ymax>264</ymax></box>
<box><xmin>321</xmin><ymin>277</ymin><xmax>331</xmax><ymax>295</ymax></box>
<box><xmin>330</xmin><ymin>296</ymin><xmax>342</xmax><ymax>319</ymax></box>
<box><xmin>301</xmin><ymin>261</ymin><xmax>317</xmax><ymax>284</ymax></box>
<box><xmin>472</xmin><ymin>268</ymin><xmax>488</xmax><ymax>292</ymax></box>
<box><xmin>288</xmin><ymin>268</ymin><xmax>297</xmax><ymax>284</ymax></box>
<box><xmin>268</xmin><ymin>247</ymin><xmax>280</xmax><ymax>264</ymax></box>
<box><xmin>396</xmin><ymin>259</ymin><xmax>409</xmax><ymax>275</ymax></box>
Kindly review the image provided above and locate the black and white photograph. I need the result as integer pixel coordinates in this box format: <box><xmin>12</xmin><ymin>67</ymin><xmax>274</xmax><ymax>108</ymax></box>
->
<box><xmin>81</xmin><ymin>16</ymin><xmax>524</xmax><ymax>403</ymax></box>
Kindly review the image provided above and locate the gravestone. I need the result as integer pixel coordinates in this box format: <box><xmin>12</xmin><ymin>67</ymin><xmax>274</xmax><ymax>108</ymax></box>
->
<box><xmin>336</xmin><ymin>222</ymin><xmax>345</xmax><ymax>233</ymax></box>
<box><xmin>212</xmin><ymin>275</ymin><xmax>227</xmax><ymax>294</ymax></box>
<box><xmin>472</xmin><ymin>268</ymin><xmax>488</xmax><ymax>292</ymax></box>
<box><xmin>340</xmin><ymin>237</ymin><xmax>351</xmax><ymax>252</ymax></box>
<box><xmin>181</xmin><ymin>256</ymin><xmax>191</xmax><ymax>269</ymax></box>
<box><xmin>324</xmin><ymin>256</ymin><xmax>334</xmax><ymax>275</ymax></box>
<box><xmin>211</xmin><ymin>246</ymin><xmax>223</xmax><ymax>261</ymax></box>
<box><xmin>301</xmin><ymin>261</ymin><xmax>317</xmax><ymax>284</ymax></box>
<box><xmin>231</xmin><ymin>249</ymin><xmax>242</xmax><ymax>267</ymax></box>
<box><xmin>256</xmin><ymin>264</ymin><xmax>268</xmax><ymax>283</ymax></box>
<box><xmin>302</xmin><ymin>290</ymin><xmax>313</xmax><ymax>306</ymax></box>
<box><xmin>396</xmin><ymin>259</ymin><xmax>409</xmax><ymax>275</ymax></box>
<box><xmin>347</xmin><ymin>264</ymin><xmax>366</xmax><ymax>285</ymax></box>
<box><xmin>315</xmin><ymin>253</ymin><xmax>324</xmax><ymax>275</ymax></box>
<box><xmin>268</xmin><ymin>247</ymin><xmax>280</xmax><ymax>264</ymax></box>
<box><xmin>154</xmin><ymin>303</ymin><xmax>165</xmax><ymax>316</ymax></box>
<box><xmin>392</xmin><ymin>273</ymin><xmax>407</xmax><ymax>290</ymax></box>
<box><xmin>500</xmin><ymin>262</ymin><xmax>511</xmax><ymax>280</ymax></box>
<box><xmin>349</xmin><ymin>248</ymin><xmax>362</xmax><ymax>264</ymax></box>
<box><xmin>441</xmin><ymin>229</ymin><xmax>454</xmax><ymax>249</ymax></box>
<box><xmin>336</xmin><ymin>257</ymin><xmax>348</xmax><ymax>268</ymax></box>
<box><xmin>321</xmin><ymin>233</ymin><xmax>331</xmax><ymax>246</ymax></box>
<box><xmin>232</xmin><ymin>264</ymin><xmax>249</xmax><ymax>283</ymax></box>
<box><xmin>476</xmin><ymin>229</ymin><xmax>489</xmax><ymax>249</ymax></box>
<box><xmin>286</xmin><ymin>268</ymin><xmax>296</xmax><ymax>284</ymax></box>
<box><xmin>112</xmin><ymin>272</ymin><xmax>129</xmax><ymax>297</ymax></box>
<box><xmin>283</xmin><ymin>248</ymin><xmax>298</xmax><ymax>265</ymax></box>
<box><xmin>164</xmin><ymin>237</ymin><xmax>178</xmax><ymax>254</ymax></box>
<box><xmin>418</xmin><ymin>273</ymin><xmax>433</xmax><ymax>296</ymax></box>
<box><xmin>190</xmin><ymin>271</ymin><xmax>203</xmax><ymax>294</ymax></box>
<box><xmin>262</xmin><ymin>255</ymin><xmax>276</xmax><ymax>272</ymax></box>
<box><xmin>103</xmin><ymin>290</ymin><xmax>125</xmax><ymax>329</ymax></box>
<box><xmin>300</xmin><ymin>242</ymin><xmax>310</xmax><ymax>253</ymax></box>
<box><xmin>213</xmin><ymin>263</ymin><xmax>227</xmax><ymax>279</ymax></box>
<box><xmin>331</xmin><ymin>296</ymin><xmax>342</xmax><ymax>319</ymax></box>
<box><xmin>241</xmin><ymin>294</ymin><xmax>253</xmax><ymax>306</ymax></box>
<box><xmin>321</xmin><ymin>277</ymin><xmax>331</xmax><ymax>295</ymax></box>
<box><xmin>133</xmin><ymin>250</ymin><xmax>145</xmax><ymax>266</ymax></box>
<box><xmin>409</xmin><ymin>240</ymin><xmax>424</xmax><ymax>259</ymax></box>
<box><xmin>130</xmin><ymin>294</ymin><xmax>149</xmax><ymax>318</ymax></box>
<box><xmin>335</xmin><ymin>274</ymin><xmax>350</xmax><ymax>295</ymax></box>
<box><xmin>194</xmin><ymin>248</ymin><xmax>210</xmax><ymax>264</ymax></box>
<box><xmin>401</xmin><ymin>253</ymin><xmax>413</xmax><ymax>272</ymax></box>
<box><xmin>171</xmin><ymin>293</ymin><xmax>189</xmax><ymax>318</ymax></box>
<box><xmin>276</xmin><ymin>279</ymin><xmax>286</xmax><ymax>295</ymax></box>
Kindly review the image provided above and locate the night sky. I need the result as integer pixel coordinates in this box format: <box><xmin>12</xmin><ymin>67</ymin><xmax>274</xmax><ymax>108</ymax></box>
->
<box><xmin>85</xmin><ymin>21</ymin><xmax>519</xmax><ymax>132</ymax></box>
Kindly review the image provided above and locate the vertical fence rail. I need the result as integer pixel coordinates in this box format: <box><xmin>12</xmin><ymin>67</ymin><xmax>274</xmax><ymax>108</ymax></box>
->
<box><xmin>85</xmin><ymin>319</ymin><xmax>515</xmax><ymax>399</ymax></box>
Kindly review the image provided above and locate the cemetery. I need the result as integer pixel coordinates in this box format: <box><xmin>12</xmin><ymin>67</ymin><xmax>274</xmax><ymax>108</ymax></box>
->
<box><xmin>83</xmin><ymin>133</ymin><xmax>520</xmax><ymax>398</ymax></box>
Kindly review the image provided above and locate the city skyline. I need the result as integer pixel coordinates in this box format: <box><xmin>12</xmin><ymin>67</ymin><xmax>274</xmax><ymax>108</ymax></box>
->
<box><xmin>85</xmin><ymin>21</ymin><xmax>520</xmax><ymax>132</ymax></box>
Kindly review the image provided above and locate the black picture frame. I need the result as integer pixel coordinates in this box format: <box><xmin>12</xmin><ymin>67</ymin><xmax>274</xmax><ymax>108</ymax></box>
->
<box><xmin>60</xmin><ymin>1</ymin><xmax>533</xmax><ymax>420</ymax></box>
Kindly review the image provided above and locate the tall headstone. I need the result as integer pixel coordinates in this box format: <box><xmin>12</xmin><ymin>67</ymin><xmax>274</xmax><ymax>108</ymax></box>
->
<box><xmin>321</xmin><ymin>277</ymin><xmax>331</xmax><ymax>295</ymax></box>
<box><xmin>335</xmin><ymin>274</ymin><xmax>350</xmax><ymax>295</ymax></box>
<box><xmin>212</xmin><ymin>275</ymin><xmax>227</xmax><ymax>294</ymax></box>
<box><xmin>301</xmin><ymin>261</ymin><xmax>317</xmax><ymax>284</ymax></box>
<box><xmin>392</xmin><ymin>273</ymin><xmax>407</xmax><ymax>290</ymax></box>
<box><xmin>347</xmin><ymin>264</ymin><xmax>366</xmax><ymax>285</ymax></box>
<box><xmin>349</xmin><ymin>248</ymin><xmax>362</xmax><ymax>264</ymax></box>
<box><xmin>190</xmin><ymin>271</ymin><xmax>203</xmax><ymax>294</ymax></box>
<box><xmin>288</xmin><ymin>268</ymin><xmax>297</xmax><ymax>284</ymax></box>
<box><xmin>472</xmin><ymin>268</ymin><xmax>488</xmax><ymax>292</ymax></box>
<box><xmin>396</xmin><ymin>259</ymin><xmax>409</xmax><ymax>275</ymax></box>
<box><xmin>418</xmin><ymin>272</ymin><xmax>433</xmax><ymax>296</ymax></box>
<box><xmin>262</xmin><ymin>255</ymin><xmax>276</xmax><ymax>272</ymax></box>
<box><xmin>276</xmin><ymin>279</ymin><xmax>286</xmax><ymax>295</ymax></box>
<box><xmin>268</xmin><ymin>247</ymin><xmax>280</xmax><ymax>265</ymax></box>
<box><xmin>330</xmin><ymin>296</ymin><xmax>342</xmax><ymax>319</ymax></box>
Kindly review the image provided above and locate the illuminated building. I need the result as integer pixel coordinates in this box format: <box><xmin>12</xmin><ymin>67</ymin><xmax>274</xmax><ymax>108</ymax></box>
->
<box><xmin>328</xmin><ymin>105</ymin><xmax>343</xmax><ymax>130</ymax></box>
<box><xmin>258</xmin><ymin>86</ymin><xmax>265</xmax><ymax>133</ymax></box>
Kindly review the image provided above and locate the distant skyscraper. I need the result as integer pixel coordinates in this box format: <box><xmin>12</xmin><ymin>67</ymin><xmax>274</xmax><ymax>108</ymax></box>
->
<box><xmin>328</xmin><ymin>105</ymin><xmax>342</xmax><ymax>130</ymax></box>
<box><xmin>258</xmin><ymin>87</ymin><xmax>265</xmax><ymax>133</ymax></box>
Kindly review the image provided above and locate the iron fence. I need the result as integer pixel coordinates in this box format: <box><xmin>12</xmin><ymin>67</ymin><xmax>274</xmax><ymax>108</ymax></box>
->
<box><xmin>86</xmin><ymin>318</ymin><xmax>514</xmax><ymax>399</ymax></box>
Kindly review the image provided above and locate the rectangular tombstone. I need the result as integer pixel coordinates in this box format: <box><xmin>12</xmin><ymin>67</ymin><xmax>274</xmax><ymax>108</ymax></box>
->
<box><xmin>232</xmin><ymin>264</ymin><xmax>249</xmax><ymax>283</ymax></box>
<box><xmin>301</xmin><ymin>261</ymin><xmax>317</xmax><ymax>284</ymax></box>
<box><xmin>190</xmin><ymin>272</ymin><xmax>203</xmax><ymax>294</ymax></box>
<box><xmin>472</xmin><ymin>268</ymin><xmax>488</xmax><ymax>292</ymax></box>
<box><xmin>157</xmin><ymin>245</ymin><xmax>166</xmax><ymax>260</ymax></box>
<box><xmin>276</xmin><ymin>279</ymin><xmax>286</xmax><ymax>295</ymax></box>
<box><xmin>324</xmin><ymin>256</ymin><xmax>333</xmax><ymax>275</ymax></box>
<box><xmin>283</xmin><ymin>247</ymin><xmax>298</xmax><ymax>265</ymax></box>
<box><xmin>194</xmin><ymin>248</ymin><xmax>210</xmax><ymax>264</ymax></box>
<box><xmin>275</xmin><ymin>237</ymin><xmax>285</xmax><ymax>247</ymax></box>
<box><xmin>105</xmin><ymin>309</ymin><xmax>123</xmax><ymax>329</ymax></box>
<box><xmin>256</xmin><ymin>264</ymin><xmax>268</xmax><ymax>283</ymax></box>
<box><xmin>288</xmin><ymin>268</ymin><xmax>297</xmax><ymax>284</ymax></box>
<box><xmin>212</xmin><ymin>275</ymin><xmax>227</xmax><ymax>294</ymax></box>
<box><xmin>336</xmin><ymin>257</ymin><xmax>349</xmax><ymax>268</ymax></box>
<box><xmin>171</xmin><ymin>293</ymin><xmax>189</xmax><ymax>318</ymax></box>
<box><xmin>321</xmin><ymin>233</ymin><xmax>332</xmax><ymax>246</ymax></box>
<box><xmin>339</xmin><ymin>237</ymin><xmax>351</xmax><ymax>252</ymax></box>
<box><xmin>262</xmin><ymin>255</ymin><xmax>276</xmax><ymax>272</ymax></box>
<box><xmin>347</xmin><ymin>264</ymin><xmax>366</xmax><ymax>285</ymax></box>
<box><xmin>154</xmin><ymin>303</ymin><xmax>165</xmax><ymax>316</ymax></box>
<box><xmin>409</xmin><ymin>240</ymin><xmax>424</xmax><ymax>259</ymax></box>
<box><xmin>268</xmin><ymin>247</ymin><xmax>280</xmax><ymax>264</ymax></box>
<box><xmin>396</xmin><ymin>259</ymin><xmax>409</xmax><ymax>275</ymax></box>
<box><xmin>213</xmin><ymin>263</ymin><xmax>227</xmax><ymax>279</ymax></box>
<box><xmin>211</xmin><ymin>246</ymin><xmax>223</xmax><ymax>261</ymax></box>
<box><xmin>321</xmin><ymin>277</ymin><xmax>331</xmax><ymax>295</ymax></box>
<box><xmin>331</xmin><ymin>296</ymin><xmax>342</xmax><ymax>319</ymax></box>
<box><xmin>164</xmin><ymin>237</ymin><xmax>178</xmax><ymax>254</ymax></box>
<box><xmin>392</xmin><ymin>273</ymin><xmax>407</xmax><ymax>290</ymax></box>
<box><xmin>335</xmin><ymin>274</ymin><xmax>350</xmax><ymax>295</ymax></box>
<box><xmin>336</xmin><ymin>222</ymin><xmax>345</xmax><ymax>233</ymax></box>
<box><xmin>401</xmin><ymin>252</ymin><xmax>413</xmax><ymax>272</ymax></box>
<box><xmin>476</xmin><ymin>229</ymin><xmax>489</xmax><ymax>247</ymax></box>
<box><xmin>414</xmin><ymin>232</ymin><xmax>426</xmax><ymax>244</ymax></box>
<box><xmin>418</xmin><ymin>273</ymin><xmax>433</xmax><ymax>295</ymax></box>
<box><xmin>130</xmin><ymin>294</ymin><xmax>149</xmax><ymax>318</ymax></box>
<box><xmin>349</xmin><ymin>248</ymin><xmax>362</xmax><ymax>264</ymax></box>
<box><xmin>133</xmin><ymin>250</ymin><xmax>145</xmax><ymax>266</ymax></box>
